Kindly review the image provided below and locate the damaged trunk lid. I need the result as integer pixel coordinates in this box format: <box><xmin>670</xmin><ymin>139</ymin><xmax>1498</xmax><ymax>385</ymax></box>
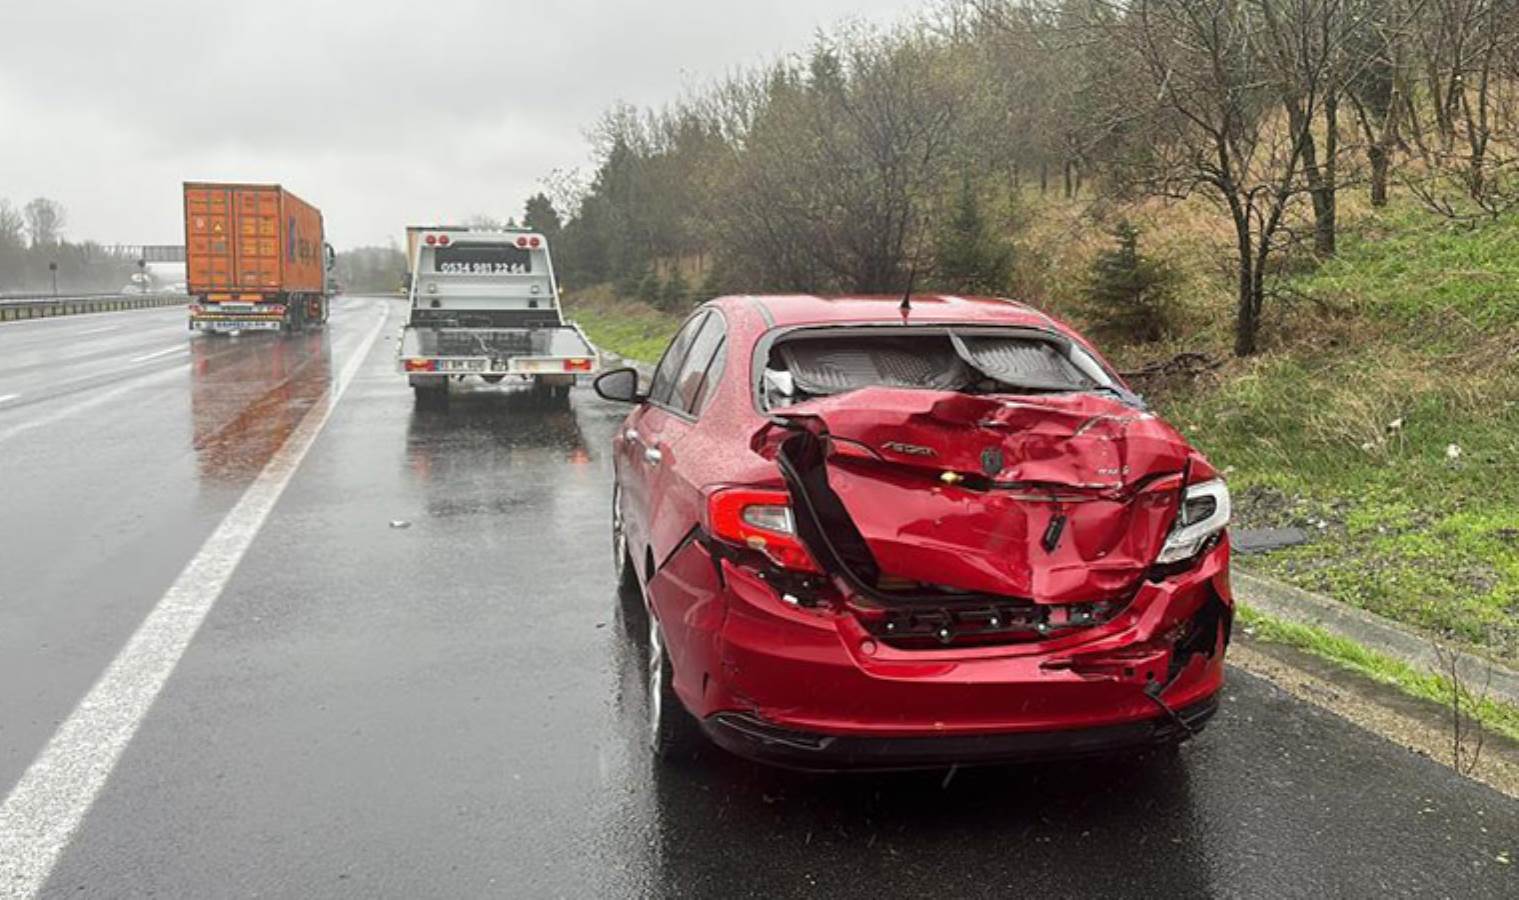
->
<box><xmin>759</xmin><ymin>386</ymin><xmax>1192</xmax><ymax>606</ymax></box>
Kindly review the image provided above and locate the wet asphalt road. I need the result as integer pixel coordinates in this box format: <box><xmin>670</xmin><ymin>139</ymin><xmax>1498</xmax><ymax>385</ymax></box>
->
<box><xmin>1</xmin><ymin>297</ymin><xmax>1515</xmax><ymax>898</ymax></box>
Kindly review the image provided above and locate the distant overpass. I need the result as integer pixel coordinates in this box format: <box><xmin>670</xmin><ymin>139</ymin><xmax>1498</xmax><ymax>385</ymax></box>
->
<box><xmin>99</xmin><ymin>244</ymin><xmax>185</xmax><ymax>263</ymax></box>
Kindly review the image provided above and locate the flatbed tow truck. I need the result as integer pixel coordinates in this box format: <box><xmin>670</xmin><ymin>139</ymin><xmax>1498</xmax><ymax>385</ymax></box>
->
<box><xmin>398</xmin><ymin>227</ymin><xmax>597</xmax><ymax>408</ymax></box>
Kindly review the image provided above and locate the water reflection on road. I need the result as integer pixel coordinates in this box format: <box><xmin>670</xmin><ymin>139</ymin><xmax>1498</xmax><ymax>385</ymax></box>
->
<box><xmin>189</xmin><ymin>331</ymin><xmax>333</xmax><ymax>485</ymax></box>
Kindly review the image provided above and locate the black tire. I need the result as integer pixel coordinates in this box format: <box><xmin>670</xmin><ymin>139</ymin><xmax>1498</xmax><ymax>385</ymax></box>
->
<box><xmin>647</xmin><ymin>615</ymin><xmax>704</xmax><ymax>763</ymax></box>
<box><xmin>612</xmin><ymin>483</ymin><xmax>638</xmax><ymax>599</ymax></box>
<box><xmin>412</xmin><ymin>381</ymin><xmax>449</xmax><ymax>410</ymax></box>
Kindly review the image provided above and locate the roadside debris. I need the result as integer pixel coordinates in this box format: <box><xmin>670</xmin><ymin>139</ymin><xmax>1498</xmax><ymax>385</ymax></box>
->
<box><xmin>389</xmin><ymin>519</ymin><xmax>411</xmax><ymax>529</ymax></box>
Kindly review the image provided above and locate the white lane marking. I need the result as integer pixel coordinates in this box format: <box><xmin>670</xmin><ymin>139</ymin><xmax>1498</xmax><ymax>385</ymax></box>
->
<box><xmin>0</xmin><ymin>302</ymin><xmax>389</xmax><ymax>898</ymax></box>
<box><xmin>76</xmin><ymin>325</ymin><xmax>119</xmax><ymax>336</ymax></box>
<box><xmin>0</xmin><ymin>393</ymin><xmax>17</xmax><ymax>405</ymax></box>
<box><xmin>128</xmin><ymin>345</ymin><xmax>187</xmax><ymax>363</ymax></box>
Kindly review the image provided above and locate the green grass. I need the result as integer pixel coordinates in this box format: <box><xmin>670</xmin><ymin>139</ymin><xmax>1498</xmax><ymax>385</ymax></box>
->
<box><xmin>563</xmin><ymin>287</ymin><xmax>680</xmax><ymax>363</ymax></box>
<box><xmin>1294</xmin><ymin>204</ymin><xmax>1519</xmax><ymax>335</ymax></box>
<box><xmin>1239</xmin><ymin>605</ymin><xmax>1519</xmax><ymax>744</ymax></box>
<box><xmin>1156</xmin><ymin>204</ymin><xmax>1519</xmax><ymax>664</ymax></box>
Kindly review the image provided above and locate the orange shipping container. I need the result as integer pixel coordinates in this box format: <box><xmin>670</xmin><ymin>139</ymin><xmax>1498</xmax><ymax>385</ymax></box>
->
<box><xmin>184</xmin><ymin>182</ymin><xmax>327</xmax><ymax>296</ymax></box>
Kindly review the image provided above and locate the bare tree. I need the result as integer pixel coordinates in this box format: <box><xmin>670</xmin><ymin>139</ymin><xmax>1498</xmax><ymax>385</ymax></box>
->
<box><xmin>1404</xmin><ymin>0</ymin><xmax>1519</xmax><ymax>214</ymax></box>
<box><xmin>23</xmin><ymin>196</ymin><xmax>65</xmax><ymax>248</ymax></box>
<box><xmin>1100</xmin><ymin>0</ymin><xmax>1340</xmax><ymax>355</ymax></box>
<box><xmin>0</xmin><ymin>199</ymin><xmax>25</xmax><ymax>250</ymax></box>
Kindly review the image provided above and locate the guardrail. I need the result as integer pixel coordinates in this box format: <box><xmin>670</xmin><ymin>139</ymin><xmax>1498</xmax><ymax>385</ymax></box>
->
<box><xmin>0</xmin><ymin>293</ymin><xmax>189</xmax><ymax>323</ymax></box>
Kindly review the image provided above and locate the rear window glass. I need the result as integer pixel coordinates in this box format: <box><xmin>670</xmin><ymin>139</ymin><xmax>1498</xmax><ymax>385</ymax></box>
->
<box><xmin>761</xmin><ymin>329</ymin><xmax>1118</xmax><ymax>410</ymax></box>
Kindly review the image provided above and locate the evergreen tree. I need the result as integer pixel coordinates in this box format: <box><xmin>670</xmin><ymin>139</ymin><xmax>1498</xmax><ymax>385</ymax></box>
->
<box><xmin>616</xmin><ymin>262</ymin><xmax>649</xmax><ymax>300</ymax></box>
<box><xmin>522</xmin><ymin>193</ymin><xmax>563</xmax><ymax>243</ymax></box>
<box><xmin>636</xmin><ymin>268</ymin><xmax>662</xmax><ymax>306</ymax></box>
<box><xmin>934</xmin><ymin>178</ymin><xmax>1013</xmax><ymax>294</ymax></box>
<box><xmin>660</xmin><ymin>267</ymin><xmax>691</xmax><ymax>311</ymax></box>
<box><xmin>1081</xmin><ymin>219</ymin><xmax>1177</xmax><ymax>343</ymax></box>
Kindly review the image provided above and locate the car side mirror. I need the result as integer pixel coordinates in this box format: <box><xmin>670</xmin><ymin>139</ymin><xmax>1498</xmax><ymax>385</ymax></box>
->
<box><xmin>594</xmin><ymin>367</ymin><xmax>645</xmax><ymax>404</ymax></box>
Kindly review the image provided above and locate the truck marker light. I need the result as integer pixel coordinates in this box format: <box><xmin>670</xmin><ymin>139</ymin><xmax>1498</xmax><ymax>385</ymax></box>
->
<box><xmin>529</xmin><ymin>237</ymin><xmax>541</xmax><ymax>248</ymax></box>
<box><xmin>425</xmin><ymin>234</ymin><xmax>437</xmax><ymax>246</ymax></box>
<box><xmin>437</xmin><ymin>235</ymin><xmax>450</xmax><ymax>246</ymax></box>
<box><xmin>515</xmin><ymin>236</ymin><xmax>529</xmax><ymax>248</ymax></box>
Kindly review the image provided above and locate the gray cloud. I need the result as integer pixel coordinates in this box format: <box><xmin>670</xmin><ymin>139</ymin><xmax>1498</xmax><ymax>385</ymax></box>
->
<box><xmin>0</xmin><ymin>0</ymin><xmax>920</xmax><ymax>248</ymax></box>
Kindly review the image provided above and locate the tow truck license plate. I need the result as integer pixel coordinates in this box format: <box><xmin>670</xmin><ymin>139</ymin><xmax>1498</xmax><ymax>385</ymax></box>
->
<box><xmin>441</xmin><ymin>359</ymin><xmax>487</xmax><ymax>372</ymax></box>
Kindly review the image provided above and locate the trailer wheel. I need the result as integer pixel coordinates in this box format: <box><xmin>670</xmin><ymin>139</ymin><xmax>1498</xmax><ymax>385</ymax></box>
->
<box><xmin>412</xmin><ymin>379</ymin><xmax>449</xmax><ymax>410</ymax></box>
<box><xmin>531</xmin><ymin>379</ymin><xmax>570</xmax><ymax>408</ymax></box>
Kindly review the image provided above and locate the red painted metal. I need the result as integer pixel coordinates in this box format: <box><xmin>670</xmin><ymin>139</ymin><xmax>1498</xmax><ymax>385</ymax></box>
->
<box><xmin>612</xmin><ymin>295</ymin><xmax>1232</xmax><ymax>764</ymax></box>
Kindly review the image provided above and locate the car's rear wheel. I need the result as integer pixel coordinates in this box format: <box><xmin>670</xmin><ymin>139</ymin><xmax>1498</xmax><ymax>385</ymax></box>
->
<box><xmin>647</xmin><ymin>615</ymin><xmax>703</xmax><ymax>762</ymax></box>
<box><xmin>612</xmin><ymin>483</ymin><xmax>635</xmax><ymax>595</ymax></box>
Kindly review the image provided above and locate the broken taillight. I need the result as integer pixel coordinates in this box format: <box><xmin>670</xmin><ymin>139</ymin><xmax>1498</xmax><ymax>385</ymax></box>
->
<box><xmin>707</xmin><ymin>488</ymin><xmax>821</xmax><ymax>574</ymax></box>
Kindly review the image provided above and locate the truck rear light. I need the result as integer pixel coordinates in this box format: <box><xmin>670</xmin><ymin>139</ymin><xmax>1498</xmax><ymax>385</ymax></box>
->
<box><xmin>515</xmin><ymin>236</ymin><xmax>529</xmax><ymax>248</ymax></box>
<box><xmin>403</xmin><ymin>358</ymin><xmax>438</xmax><ymax>372</ymax></box>
<box><xmin>707</xmin><ymin>488</ymin><xmax>821</xmax><ymax>574</ymax></box>
<box><xmin>563</xmin><ymin>358</ymin><xmax>592</xmax><ymax>372</ymax></box>
<box><xmin>529</xmin><ymin>237</ymin><xmax>541</xmax><ymax>248</ymax></box>
<box><xmin>425</xmin><ymin>234</ymin><xmax>437</xmax><ymax>246</ymax></box>
<box><xmin>437</xmin><ymin>235</ymin><xmax>450</xmax><ymax>246</ymax></box>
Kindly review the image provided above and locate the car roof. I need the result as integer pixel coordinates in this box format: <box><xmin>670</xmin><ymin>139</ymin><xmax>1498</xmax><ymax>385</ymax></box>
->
<box><xmin>717</xmin><ymin>294</ymin><xmax>1059</xmax><ymax>330</ymax></box>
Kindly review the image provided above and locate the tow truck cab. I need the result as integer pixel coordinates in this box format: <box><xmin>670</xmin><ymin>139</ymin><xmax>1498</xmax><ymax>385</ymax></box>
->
<box><xmin>398</xmin><ymin>228</ymin><xmax>598</xmax><ymax>407</ymax></box>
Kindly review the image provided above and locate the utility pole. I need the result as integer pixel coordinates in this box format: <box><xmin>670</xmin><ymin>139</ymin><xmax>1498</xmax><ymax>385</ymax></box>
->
<box><xmin>49</xmin><ymin>261</ymin><xmax>58</xmax><ymax>296</ymax></box>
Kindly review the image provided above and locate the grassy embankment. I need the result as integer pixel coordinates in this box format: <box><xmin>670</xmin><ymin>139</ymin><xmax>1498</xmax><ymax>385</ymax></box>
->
<box><xmin>1154</xmin><ymin>206</ymin><xmax>1519</xmax><ymax>669</ymax></box>
<box><xmin>565</xmin><ymin>201</ymin><xmax>1519</xmax><ymax>678</ymax></box>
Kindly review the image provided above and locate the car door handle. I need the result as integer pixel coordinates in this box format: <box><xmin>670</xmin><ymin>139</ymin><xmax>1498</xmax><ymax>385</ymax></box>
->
<box><xmin>643</xmin><ymin>447</ymin><xmax>663</xmax><ymax>465</ymax></box>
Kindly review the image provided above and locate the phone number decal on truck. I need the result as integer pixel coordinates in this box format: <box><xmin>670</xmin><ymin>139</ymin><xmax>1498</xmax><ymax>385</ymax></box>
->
<box><xmin>437</xmin><ymin>262</ymin><xmax>531</xmax><ymax>275</ymax></box>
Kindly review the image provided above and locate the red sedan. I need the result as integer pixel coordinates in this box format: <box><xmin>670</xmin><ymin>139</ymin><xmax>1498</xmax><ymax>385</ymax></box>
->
<box><xmin>594</xmin><ymin>295</ymin><xmax>1233</xmax><ymax>770</ymax></box>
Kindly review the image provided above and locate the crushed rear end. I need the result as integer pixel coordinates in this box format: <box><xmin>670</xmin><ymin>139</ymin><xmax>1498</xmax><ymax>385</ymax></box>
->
<box><xmin>670</xmin><ymin>326</ymin><xmax>1233</xmax><ymax>770</ymax></box>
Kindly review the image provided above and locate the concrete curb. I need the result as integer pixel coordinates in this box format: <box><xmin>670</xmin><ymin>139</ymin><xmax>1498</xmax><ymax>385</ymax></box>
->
<box><xmin>1234</xmin><ymin>570</ymin><xmax>1519</xmax><ymax>707</ymax></box>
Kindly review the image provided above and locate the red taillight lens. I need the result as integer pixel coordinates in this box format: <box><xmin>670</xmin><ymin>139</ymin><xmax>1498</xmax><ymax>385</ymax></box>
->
<box><xmin>403</xmin><ymin>358</ymin><xmax>437</xmax><ymax>372</ymax></box>
<box><xmin>529</xmin><ymin>236</ymin><xmax>541</xmax><ymax>248</ymax></box>
<box><xmin>438</xmin><ymin>234</ymin><xmax>450</xmax><ymax>246</ymax></box>
<box><xmin>707</xmin><ymin>488</ymin><xmax>821</xmax><ymax>573</ymax></box>
<box><xmin>425</xmin><ymin>234</ymin><xmax>437</xmax><ymax>246</ymax></box>
<box><xmin>563</xmin><ymin>358</ymin><xmax>592</xmax><ymax>372</ymax></box>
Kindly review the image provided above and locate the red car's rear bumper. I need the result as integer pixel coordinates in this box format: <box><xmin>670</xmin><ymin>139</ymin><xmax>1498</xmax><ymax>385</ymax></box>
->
<box><xmin>654</xmin><ymin>538</ymin><xmax>1232</xmax><ymax>770</ymax></box>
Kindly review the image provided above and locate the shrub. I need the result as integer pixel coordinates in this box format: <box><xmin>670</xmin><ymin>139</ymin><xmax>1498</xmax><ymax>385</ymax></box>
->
<box><xmin>1081</xmin><ymin>219</ymin><xmax>1177</xmax><ymax>343</ymax></box>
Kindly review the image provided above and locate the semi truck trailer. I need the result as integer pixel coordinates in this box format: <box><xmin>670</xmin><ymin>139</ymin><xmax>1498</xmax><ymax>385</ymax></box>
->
<box><xmin>184</xmin><ymin>182</ymin><xmax>334</xmax><ymax>333</ymax></box>
<box><xmin>398</xmin><ymin>227</ymin><xmax>598</xmax><ymax>408</ymax></box>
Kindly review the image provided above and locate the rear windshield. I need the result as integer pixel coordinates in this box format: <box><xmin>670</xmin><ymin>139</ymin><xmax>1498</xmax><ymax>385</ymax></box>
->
<box><xmin>432</xmin><ymin>243</ymin><xmax>532</xmax><ymax>275</ymax></box>
<box><xmin>760</xmin><ymin>328</ymin><xmax>1132</xmax><ymax>410</ymax></box>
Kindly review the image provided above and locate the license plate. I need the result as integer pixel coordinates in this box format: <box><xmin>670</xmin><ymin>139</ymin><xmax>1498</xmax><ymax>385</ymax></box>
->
<box><xmin>440</xmin><ymin>359</ymin><xmax>486</xmax><ymax>372</ymax></box>
<box><xmin>197</xmin><ymin>319</ymin><xmax>281</xmax><ymax>331</ymax></box>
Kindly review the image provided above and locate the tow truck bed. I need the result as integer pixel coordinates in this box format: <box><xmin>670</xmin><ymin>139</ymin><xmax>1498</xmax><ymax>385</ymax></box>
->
<box><xmin>398</xmin><ymin>321</ymin><xmax>599</xmax><ymax>377</ymax></box>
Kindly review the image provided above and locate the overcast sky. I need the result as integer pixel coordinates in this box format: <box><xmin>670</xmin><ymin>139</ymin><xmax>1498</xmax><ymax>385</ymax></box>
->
<box><xmin>0</xmin><ymin>1</ymin><xmax>923</xmax><ymax>250</ymax></box>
